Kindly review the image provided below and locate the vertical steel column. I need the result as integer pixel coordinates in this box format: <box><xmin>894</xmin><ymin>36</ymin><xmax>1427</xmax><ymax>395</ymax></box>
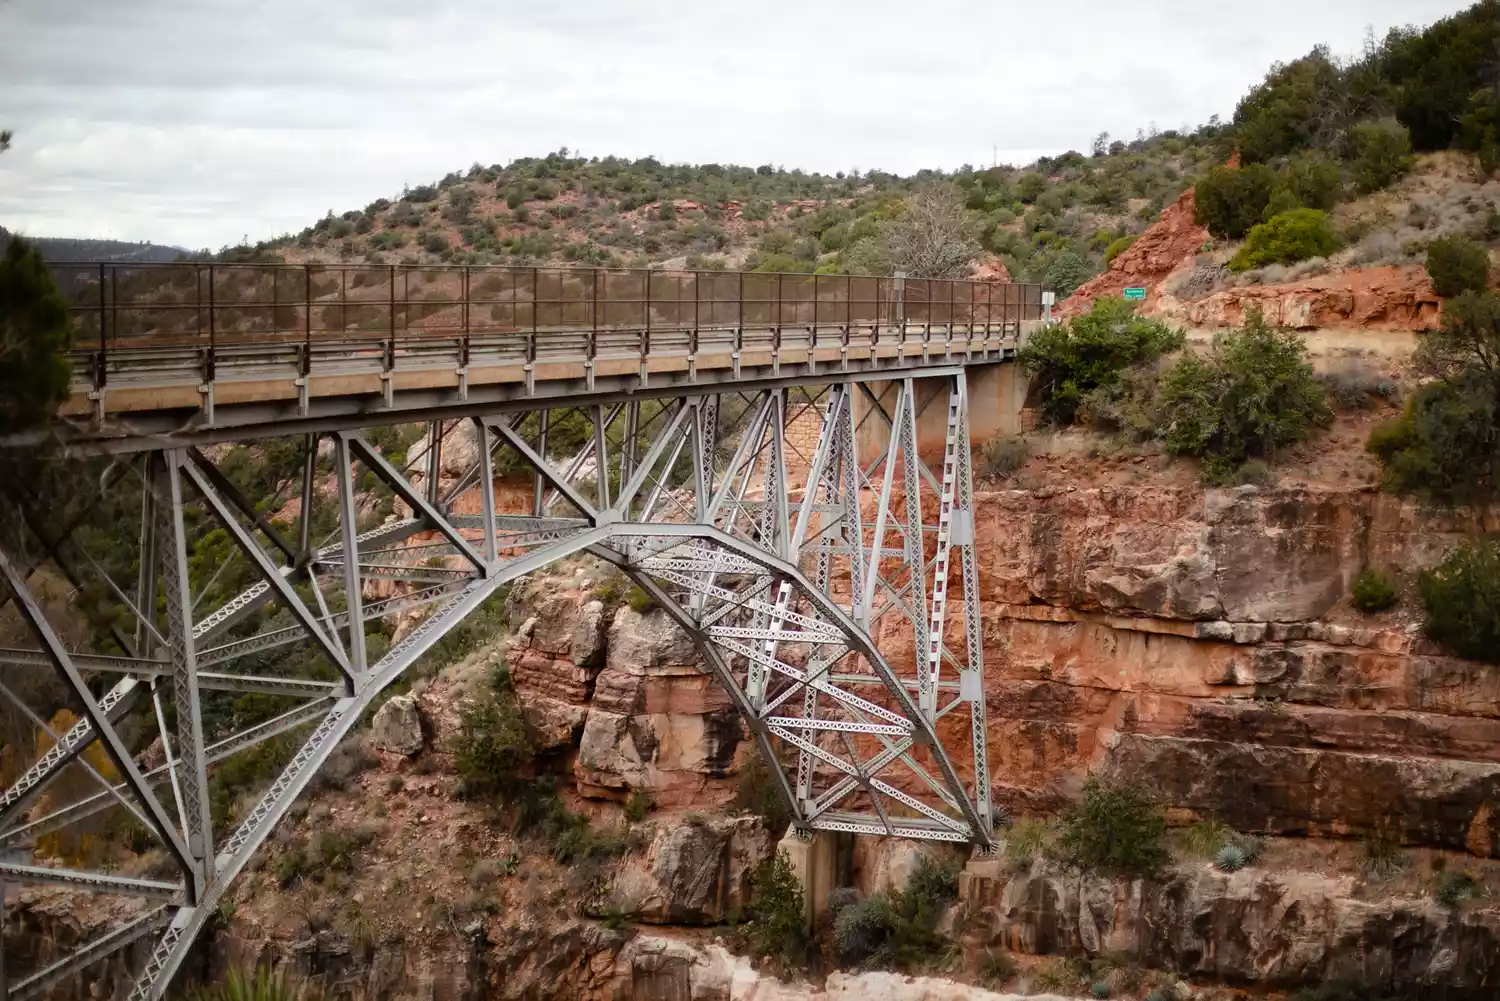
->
<box><xmin>532</xmin><ymin>410</ymin><xmax>551</xmax><ymax>517</ymax></box>
<box><xmin>838</xmin><ymin>387</ymin><xmax>865</xmax><ymax>625</ymax></box>
<box><xmin>622</xmin><ymin>401</ymin><xmax>640</xmax><ymax>497</ymax></box>
<box><xmin>135</xmin><ymin>473</ymin><xmax>159</xmax><ymax>657</ymax></box>
<box><xmin>473</xmin><ymin>417</ymin><xmax>497</xmax><ymax>568</ymax></box>
<box><xmin>298</xmin><ymin>433</ymin><xmax>318</xmax><ymax>559</ymax></box>
<box><xmin>922</xmin><ymin>380</ymin><xmax>963</xmax><ymax>720</ymax></box>
<box><xmin>333</xmin><ymin>435</ymin><xmax>367</xmax><ymax>683</ymax></box>
<box><xmin>152</xmin><ymin>451</ymin><xmax>213</xmax><ymax>895</ymax></box>
<box><xmin>424</xmin><ymin>421</ymin><xmax>444</xmax><ymax>506</ymax></box>
<box><xmin>898</xmin><ymin>379</ymin><xmax>931</xmax><ymax>716</ymax></box>
<box><xmin>592</xmin><ymin>405</ymin><xmax>611</xmax><ymax>510</ymax></box>
<box><xmin>952</xmin><ymin>371</ymin><xmax>992</xmax><ymax>833</ymax></box>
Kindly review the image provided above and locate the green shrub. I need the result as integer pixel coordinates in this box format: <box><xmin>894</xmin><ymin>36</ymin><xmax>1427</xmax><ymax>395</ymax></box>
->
<box><xmin>833</xmin><ymin>896</ymin><xmax>891</xmax><ymax>964</ymax></box>
<box><xmin>1372</xmin><ymin>293</ymin><xmax>1500</xmax><ymax>503</ymax></box>
<box><xmin>1149</xmin><ymin>312</ymin><xmax>1331</xmax><ymax>482</ymax></box>
<box><xmin>1057</xmin><ymin>775</ymin><xmax>1169</xmax><ymax>878</ymax></box>
<box><xmin>1229</xmin><ymin>209</ymin><xmax>1339</xmax><ymax>271</ymax></box>
<box><xmin>1194</xmin><ymin>164</ymin><xmax>1281</xmax><ymax>239</ymax></box>
<box><xmin>736</xmin><ymin>745</ymin><xmax>792</xmax><ymax>836</ymax></box>
<box><xmin>749</xmin><ymin>850</ymin><xmax>809</xmax><ymax>967</ymax></box>
<box><xmin>1018</xmin><ymin>298</ymin><xmax>1184</xmax><ymax>425</ymax></box>
<box><xmin>450</xmin><ymin>666</ymin><xmax>533</xmax><ymax>799</ymax></box>
<box><xmin>828</xmin><ymin>855</ymin><xmax>959</xmax><ymax>971</ymax></box>
<box><xmin>1436</xmin><ymin>869</ymin><xmax>1479</xmax><ymax>908</ymax></box>
<box><xmin>1362</xmin><ymin>825</ymin><xmax>1406</xmax><ymax>878</ymax></box>
<box><xmin>1037</xmin><ymin>249</ymin><xmax>1097</xmax><ymax>298</ymax></box>
<box><xmin>1350</xmin><ymin>119</ymin><xmax>1416</xmax><ymax>194</ymax></box>
<box><xmin>1425</xmin><ymin>234</ymin><xmax>1491</xmax><ymax>298</ymax></box>
<box><xmin>188</xmin><ymin>966</ymin><xmax>301</xmax><ymax>1001</ymax></box>
<box><xmin>1282</xmin><ymin>155</ymin><xmax>1344</xmax><ymax>211</ymax></box>
<box><xmin>624</xmin><ymin>788</ymin><xmax>652</xmax><ymax>824</ymax></box>
<box><xmin>1419</xmin><ymin>538</ymin><xmax>1500</xmax><ymax>663</ymax></box>
<box><xmin>1103</xmin><ymin>235</ymin><xmax>1138</xmax><ymax>265</ymax></box>
<box><xmin>1350</xmin><ymin>568</ymin><xmax>1399</xmax><ymax>613</ymax></box>
<box><xmin>977</xmin><ymin>948</ymin><xmax>1017</xmax><ymax>988</ymax></box>
<box><xmin>978</xmin><ymin>435</ymin><xmax>1030</xmax><ymax>479</ymax></box>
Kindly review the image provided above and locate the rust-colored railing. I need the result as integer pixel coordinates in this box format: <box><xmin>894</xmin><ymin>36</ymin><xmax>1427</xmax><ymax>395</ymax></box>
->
<box><xmin>49</xmin><ymin>263</ymin><xmax>1044</xmax><ymax>357</ymax></box>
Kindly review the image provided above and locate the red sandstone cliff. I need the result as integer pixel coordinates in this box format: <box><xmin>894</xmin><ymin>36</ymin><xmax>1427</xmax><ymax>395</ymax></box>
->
<box><xmin>1058</xmin><ymin>186</ymin><xmax>1208</xmax><ymax>318</ymax></box>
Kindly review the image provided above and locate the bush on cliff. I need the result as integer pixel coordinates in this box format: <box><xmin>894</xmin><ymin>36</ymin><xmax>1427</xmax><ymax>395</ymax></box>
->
<box><xmin>749</xmin><ymin>850</ymin><xmax>810</xmax><ymax>967</ymax></box>
<box><xmin>1425</xmin><ymin>234</ymin><xmax>1491</xmax><ymax>299</ymax></box>
<box><xmin>1350</xmin><ymin>568</ymin><xmax>1399</xmax><ymax>613</ymax></box>
<box><xmin>1228</xmin><ymin>208</ymin><xmax>1340</xmax><ymax>271</ymax></box>
<box><xmin>1018</xmin><ymin>297</ymin><xmax>1184</xmax><ymax>425</ymax></box>
<box><xmin>1194</xmin><ymin>164</ymin><xmax>1281</xmax><ymax>239</ymax></box>
<box><xmin>829</xmin><ymin>855</ymin><xmax>959</xmax><ymax>970</ymax></box>
<box><xmin>1145</xmin><ymin>311</ymin><xmax>1331</xmax><ymax>484</ymax></box>
<box><xmin>1369</xmin><ymin>291</ymin><xmax>1500</xmax><ymax>504</ymax></box>
<box><xmin>1419</xmin><ymin>538</ymin><xmax>1500</xmax><ymax>664</ymax></box>
<box><xmin>1057</xmin><ymin>775</ymin><xmax>1170</xmax><ymax>878</ymax></box>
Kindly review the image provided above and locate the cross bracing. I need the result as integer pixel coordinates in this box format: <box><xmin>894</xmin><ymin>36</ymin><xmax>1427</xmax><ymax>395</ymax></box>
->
<box><xmin>0</xmin><ymin>268</ymin><xmax>1027</xmax><ymax>996</ymax></box>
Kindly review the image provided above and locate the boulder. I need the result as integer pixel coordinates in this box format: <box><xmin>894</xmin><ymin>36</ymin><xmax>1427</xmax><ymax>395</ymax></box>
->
<box><xmin>575</xmin><ymin>607</ymin><xmax>743</xmax><ymax>806</ymax></box>
<box><xmin>964</xmin><ymin>857</ymin><xmax>1500</xmax><ymax>991</ymax></box>
<box><xmin>369</xmin><ymin>695</ymin><xmax>424</xmax><ymax>756</ymax></box>
<box><xmin>518</xmin><ymin>691</ymin><xmax>589</xmax><ymax>752</ymax></box>
<box><xmin>600</xmin><ymin>816</ymin><xmax>770</xmax><ymax>925</ymax></box>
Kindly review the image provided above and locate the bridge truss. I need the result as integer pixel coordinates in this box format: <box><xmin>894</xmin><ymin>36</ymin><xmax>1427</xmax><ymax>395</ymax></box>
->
<box><xmin>0</xmin><ymin>360</ymin><xmax>997</xmax><ymax>998</ymax></box>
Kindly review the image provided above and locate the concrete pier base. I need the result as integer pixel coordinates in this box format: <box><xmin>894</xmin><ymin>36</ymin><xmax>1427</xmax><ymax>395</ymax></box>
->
<box><xmin>957</xmin><ymin>850</ymin><xmax>1008</xmax><ymax>920</ymax></box>
<box><xmin>777</xmin><ymin>826</ymin><xmax>854</xmax><ymax>929</ymax></box>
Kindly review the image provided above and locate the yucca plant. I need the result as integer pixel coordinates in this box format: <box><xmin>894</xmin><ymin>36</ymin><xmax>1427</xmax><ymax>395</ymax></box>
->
<box><xmin>1214</xmin><ymin>844</ymin><xmax>1248</xmax><ymax>872</ymax></box>
<box><xmin>187</xmin><ymin>967</ymin><xmax>300</xmax><ymax>1001</ymax></box>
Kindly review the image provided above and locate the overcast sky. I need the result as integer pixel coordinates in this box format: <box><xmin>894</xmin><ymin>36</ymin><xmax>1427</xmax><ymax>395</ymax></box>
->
<box><xmin>0</xmin><ymin>0</ymin><xmax>1469</xmax><ymax>250</ymax></box>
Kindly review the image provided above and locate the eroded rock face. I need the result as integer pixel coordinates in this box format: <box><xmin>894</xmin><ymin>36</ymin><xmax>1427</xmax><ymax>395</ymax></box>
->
<box><xmin>600</xmin><ymin>816</ymin><xmax>769</xmax><ymax>924</ymax></box>
<box><xmin>575</xmin><ymin>606</ymin><xmax>744</xmax><ymax>807</ymax></box>
<box><xmin>369</xmin><ymin>695</ymin><xmax>424</xmax><ymax>756</ymax></box>
<box><xmin>963</xmin><ymin>858</ymin><xmax>1500</xmax><ymax>994</ymax></box>
<box><xmin>1059</xmin><ymin>186</ymin><xmax>1209</xmax><ymax>319</ymax></box>
<box><xmin>950</xmin><ymin>485</ymin><xmax>1500</xmax><ymax>851</ymax></box>
<box><xmin>1157</xmin><ymin>265</ymin><xmax>1443</xmax><ymax>332</ymax></box>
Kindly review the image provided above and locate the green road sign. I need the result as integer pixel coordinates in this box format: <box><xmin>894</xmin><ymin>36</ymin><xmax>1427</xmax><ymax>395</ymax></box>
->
<box><xmin>1123</xmin><ymin>287</ymin><xmax>1147</xmax><ymax>300</ymax></box>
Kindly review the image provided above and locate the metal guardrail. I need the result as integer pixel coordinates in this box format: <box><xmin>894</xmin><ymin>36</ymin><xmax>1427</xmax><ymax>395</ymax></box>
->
<box><xmin>49</xmin><ymin>261</ymin><xmax>1043</xmax><ymax>353</ymax></box>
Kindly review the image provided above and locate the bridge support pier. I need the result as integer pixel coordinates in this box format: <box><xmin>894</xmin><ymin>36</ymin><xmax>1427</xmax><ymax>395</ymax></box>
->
<box><xmin>778</xmin><ymin>826</ymin><xmax>854</xmax><ymax>930</ymax></box>
<box><xmin>966</xmin><ymin>362</ymin><xmax>1031</xmax><ymax>441</ymax></box>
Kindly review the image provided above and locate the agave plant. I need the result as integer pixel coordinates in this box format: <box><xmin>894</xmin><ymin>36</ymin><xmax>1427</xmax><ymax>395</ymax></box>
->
<box><xmin>1214</xmin><ymin>844</ymin><xmax>1249</xmax><ymax>873</ymax></box>
<box><xmin>188</xmin><ymin>967</ymin><xmax>301</xmax><ymax>1001</ymax></box>
<box><xmin>1090</xmin><ymin>981</ymin><xmax>1111</xmax><ymax>999</ymax></box>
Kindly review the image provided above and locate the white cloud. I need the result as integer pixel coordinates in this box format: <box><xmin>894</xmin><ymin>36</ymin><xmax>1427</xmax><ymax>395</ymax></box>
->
<box><xmin>0</xmin><ymin>0</ymin><xmax>1469</xmax><ymax>249</ymax></box>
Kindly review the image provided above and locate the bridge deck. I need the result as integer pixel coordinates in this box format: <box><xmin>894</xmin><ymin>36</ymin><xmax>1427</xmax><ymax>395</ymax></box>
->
<box><xmin>48</xmin><ymin>262</ymin><xmax>1043</xmax><ymax>446</ymax></box>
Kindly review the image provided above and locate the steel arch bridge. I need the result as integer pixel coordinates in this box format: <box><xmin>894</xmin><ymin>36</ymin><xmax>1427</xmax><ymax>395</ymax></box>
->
<box><xmin>0</xmin><ymin>262</ymin><xmax>1042</xmax><ymax>999</ymax></box>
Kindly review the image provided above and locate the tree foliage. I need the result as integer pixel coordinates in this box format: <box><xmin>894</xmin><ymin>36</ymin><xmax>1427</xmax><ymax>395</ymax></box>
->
<box><xmin>1426</xmin><ymin>235</ymin><xmax>1492</xmax><ymax>298</ymax></box>
<box><xmin>1149</xmin><ymin>312</ymin><xmax>1331</xmax><ymax>482</ymax></box>
<box><xmin>1057</xmin><ymin>776</ymin><xmax>1170</xmax><ymax>878</ymax></box>
<box><xmin>0</xmin><ymin>238</ymin><xmax>72</xmax><ymax>435</ymax></box>
<box><xmin>1349</xmin><ymin>118</ymin><xmax>1415</xmax><ymax>194</ymax></box>
<box><xmin>1195</xmin><ymin>164</ymin><xmax>1281</xmax><ymax>239</ymax></box>
<box><xmin>879</xmin><ymin>186</ymin><xmax>980</xmax><ymax>279</ymax></box>
<box><xmin>1229</xmin><ymin>208</ymin><xmax>1340</xmax><ymax>271</ymax></box>
<box><xmin>1419</xmin><ymin>538</ymin><xmax>1500</xmax><ymax>663</ymax></box>
<box><xmin>1370</xmin><ymin>292</ymin><xmax>1500</xmax><ymax>503</ymax></box>
<box><xmin>1232</xmin><ymin>47</ymin><xmax>1345</xmax><ymax>163</ymax></box>
<box><xmin>1018</xmin><ymin>298</ymin><xmax>1184</xmax><ymax>425</ymax></box>
<box><xmin>749</xmin><ymin>850</ymin><xmax>809</xmax><ymax>967</ymax></box>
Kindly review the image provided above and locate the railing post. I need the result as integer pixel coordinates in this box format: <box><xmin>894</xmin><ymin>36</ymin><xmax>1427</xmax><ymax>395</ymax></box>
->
<box><xmin>96</xmin><ymin>263</ymin><xmax>108</xmax><ymax>399</ymax></box>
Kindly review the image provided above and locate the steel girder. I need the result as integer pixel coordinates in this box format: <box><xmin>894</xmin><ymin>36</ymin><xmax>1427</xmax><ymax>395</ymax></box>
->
<box><xmin>0</xmin><ymin>367</ymin><xmax>993</xmax><ymax>1000</ymax></box>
